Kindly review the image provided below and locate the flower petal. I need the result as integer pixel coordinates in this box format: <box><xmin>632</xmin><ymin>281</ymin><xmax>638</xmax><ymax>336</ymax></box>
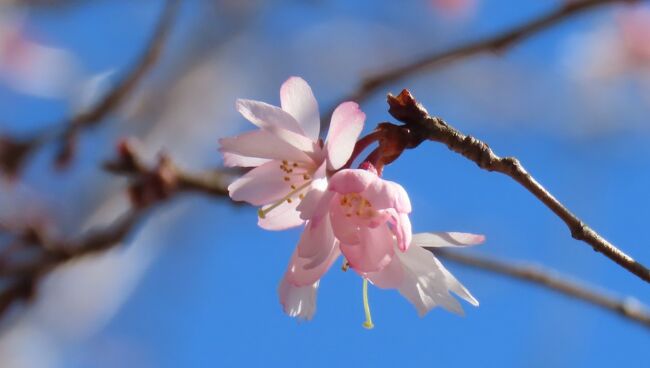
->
<box><xmin>340</xmin><ymin>225</ymin><xmax>395</xmax><ymax>273</ymax></box>
<box><xmin>412</xmin><ymin>232</ymin><xmax>485</xmax><ymax>248</ymax></box>
<box><xmin>325</xmin><ymin>101</ymin><xmax>365</xmax><ymax>170</ymax></box>
<box><xmin>366</xmin><ymin>255</ymin><xmax>404</xmax><ymax>289</ymax></box>
<box><xmin>297</xmin><ymin>211</ymin><xmax>336</xmax><ymax>260</ymax></box>
<box><xmin>236</xmin><ymin>98</ymin><xmax>304</xmax><ymax>135</ymax></box>
<box><xmin>328</xmin><ymin>169</ymin><xmax>411</xmax><ymax>213</ymax></box>
<box><xmin>395</xmin><ymin>244</ymin><xmax>477</xmax><ymax>316</ymax></box>
<box><xmin>237</xmin><ymin>99</ymin><xmax>318</xmax><ymax>154</ymax></box>
<box><xmin>221</xmin><ymin>152</ymin><xmax>270</xmax><ymax>168</ymax></box>
<box><xmin>258</xmin><ymin>198</ymin><xmax>304</xmax><ymax>230</ymax></box>
<box><xmin>219</xmin><ymin>130</ymin><xmax>313</xmax><ymax>163</ymax></box>
<box><xmin>278</xmin><ymin>278</ymin><xmax>318</xmax><ymax>320</ymax></box>
<box><xmin>387</xmin><ymin>210</ymin><xmax>412</xmax><ymax>252</ymax></box>
<box><xmin>288</xmin><ymin>224</ymin><xmax>340</xmax><ymax>286</ymax></box>
<box><xmin>280</xmin><ymin>76</ymin><xmax>320</xmax><ymax>141</ymax></box>
<box><xmin>227</xmin><ymin>160</ymin><xmax>291</xmax><ymax>206</ymax></box>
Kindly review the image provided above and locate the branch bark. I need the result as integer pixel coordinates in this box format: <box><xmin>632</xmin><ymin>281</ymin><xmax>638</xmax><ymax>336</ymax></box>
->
<box><xmin>339</xmin><ymin>0</ymin><xmax>638</xmax><ymax>107</ymax></box>
<box><xmin>0</xmin><ymin>141</ymin><xmax>230</xmax><ymax>317</ymax></box>
<box><xmin>387</xmin><ymin>89</ymin><xmax>650</xmax><ymax>284</ymax></box>
<box><xmin>433</xmin><ymin>249</ymin><xmax>650</xmax><ymax>329</ymax></box>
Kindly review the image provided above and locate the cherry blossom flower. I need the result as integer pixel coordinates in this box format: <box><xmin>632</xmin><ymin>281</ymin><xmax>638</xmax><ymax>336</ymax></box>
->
<box><xmin>279</xmin><ymin>228</ymin><xmax>483</xmax><ymax>321</ymax></box>
<box><xmin>279</xmin><ymin>163</ymin><xmax>482</xmax><ymax>322</ymax></box>
<box><xmin>219</xmin><ymin>77</ymin><xmax>365</xmax><ymax>230</ymax></box>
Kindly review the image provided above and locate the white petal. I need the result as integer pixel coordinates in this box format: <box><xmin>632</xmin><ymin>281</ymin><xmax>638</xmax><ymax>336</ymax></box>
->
<box><xmin>395</xmin><ymin>244</ymin><xmax>477</xmax><ymax>316</ymax></box>
<box><xmin>278</xmin><ymin>278</ymin><xmax>319</xmax><ymax>320</ymax></box>
<box><xmin>258</xmin><ymin>197</ymin><xmax>304</xmax><ymax>230</ymax></box>
<box><xmin>325</xmin><ymin>101</ymin><xmax>365</xmax><ymax>170</ymax></box>
<box><xmin>412</xmin><ymin>232</ymin><xmax>485</xmax><ymax>248</ymax></box>
<box><xmin>219</xmin><ymin>130</ymin><xmax>313</xmax><ymax>163</ymax></box>
<box><xmin>237</xmin><ymin>99</ymin><xmax>318</xmax><ymax>154</ymax></box>
<box><xmin>222</xmin><ymin>152</ymin><xmax>270</xmax><ymax>168</ymax></box>
<box><xmin>227</xmin><ymin>160</ymin><xmax>291</xmax><ymax>206</ymax></box>
<box><xmin>280</xmin><ymin>76</ymin><xmax>320</xmax><ymax>141</ymax></box>
<box><xmin>236</xmin><ymin>99</ymin><xmax>304</xmax><ymax>135</ymax></box>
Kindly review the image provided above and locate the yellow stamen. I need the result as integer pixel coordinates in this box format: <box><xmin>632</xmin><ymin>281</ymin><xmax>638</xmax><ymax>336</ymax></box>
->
<box><xmin>257</xmin><ymin>181</ymin><xmax>312</xmax><ymax>219</ymax></box>
<box><xmin>341</xmin><ymin>259</ymin><xmax>349</xmax><ymax>272</ymax></box>
<box><xmin>362</xmin><ymin>278</ymin><xmax>374</xmax><ymax>330</ymax></box>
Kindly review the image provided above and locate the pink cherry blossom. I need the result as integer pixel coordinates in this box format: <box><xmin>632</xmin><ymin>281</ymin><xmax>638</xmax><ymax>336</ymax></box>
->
<box><xmin>280</xmin><ymin>164</ymin><xmax>481</xmax><ymax>321</ymax></box>
<box><xmin>219</xmin><ymin>77</ymin><xmax>365</xmax><ymax>230</ymax></box>
<box><xmin>327</xmin><ymin>166</ymin><xmax>413</xmax><ymax>273</ymax></box>
<box><xmin>279</xmin><ymin>228</ymin><xmax>483</xmax><ymax>320</ymax></box>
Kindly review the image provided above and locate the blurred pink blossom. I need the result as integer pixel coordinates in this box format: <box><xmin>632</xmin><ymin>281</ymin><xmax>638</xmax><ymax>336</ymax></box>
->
<box><xmin>429</xmin><ymin>0</ymin><xmax>477</xmax><ymax>19</ymax></box>
<box><xmin>0</xmin><ymin>13</ymin><xmax>79</xmax><ymax>98</ymax></box>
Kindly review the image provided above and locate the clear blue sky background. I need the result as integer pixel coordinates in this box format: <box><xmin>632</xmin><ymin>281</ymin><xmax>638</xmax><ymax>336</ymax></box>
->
<box><xmin>1</xmin><ymin>1</ymin><xmax>649</xmax><ymax>367</ymax></box>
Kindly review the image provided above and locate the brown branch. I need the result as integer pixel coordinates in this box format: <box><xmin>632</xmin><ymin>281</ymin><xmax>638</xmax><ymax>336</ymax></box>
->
<box><xmin>386</xmin><ymin>89</ymin><xmax>650</xmax><ymax>284</ymax></box>
<box><xmin>432</xmin><ymin>249</ymin><xmax>650</xmax><ymax>329</ymax></box>
<box><xmin>0</xmin><ymin>0</ymin><xmax>180</xmax><ymax>177</ymax></box>
<box><xmin>0</xmin><ymin>140</ymin><xmax>231</xmax><ymax>317</ymax></box>
<box><xmin>323</xmin><ymin>0</ymin><xmax>638</xmax><ymax>129</ymax></box>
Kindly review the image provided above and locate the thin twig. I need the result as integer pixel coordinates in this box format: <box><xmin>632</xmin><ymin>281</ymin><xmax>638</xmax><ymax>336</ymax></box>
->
<box><xmin>432</xmin><ymin>249</ymin><xmax>650</xmax><ymax>329</ymax></box>
<box><xmin>0</xmin><ymin>142</ymin><xmax>230</xmax><ymax>317</ymax></box>
<box><xmin>0</xmin><ymin>0</ymin><xmax>180</xmax><ymax>177</ymax></box>
<box><xmin>386</xmin><ymin>89</ymin><xmax>650</xmax><ymax>283</ymax></box>
<box><xmin>323</xmin><ymin>0</ymin><xmax>637</xmax><ymax>130</ymax></box>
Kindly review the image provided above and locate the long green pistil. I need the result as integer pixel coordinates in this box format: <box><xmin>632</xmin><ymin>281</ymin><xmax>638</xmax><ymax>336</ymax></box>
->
<box><xmin>362</xmin><ymin>278</ymin><xmax>374</xmax><ymax>330</ymax></box>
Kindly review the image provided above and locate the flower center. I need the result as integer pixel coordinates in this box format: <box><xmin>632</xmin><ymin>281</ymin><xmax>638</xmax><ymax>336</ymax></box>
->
<box><xmin>257</xmin><ymin>160</ymin><xmax>314</xmax><ymax>219</ymax></box>
<box><xmin>338</xmin><ymin>193</ymin><xmax>376</xmax><ymax>219</ymax></box>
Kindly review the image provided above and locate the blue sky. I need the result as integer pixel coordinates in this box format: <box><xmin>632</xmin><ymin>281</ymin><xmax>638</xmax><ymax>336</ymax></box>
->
<box><xmin>1</xmin><ymin>1</ymin><xmax>649</xmax><ymax>367</ymax></box>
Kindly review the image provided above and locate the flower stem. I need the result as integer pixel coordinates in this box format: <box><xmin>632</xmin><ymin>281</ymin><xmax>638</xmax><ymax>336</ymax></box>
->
<box><xmin>362</xmin><ymin>278</ymin><xmax>374</xmax><ymax>330</ymax></box>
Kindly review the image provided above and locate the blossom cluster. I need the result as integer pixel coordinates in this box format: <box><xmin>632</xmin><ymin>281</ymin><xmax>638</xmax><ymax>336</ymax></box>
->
<box><xmin>219</xmin><ymin>77</ymin><xmax>483</xmax><ymax>324</ymax></box>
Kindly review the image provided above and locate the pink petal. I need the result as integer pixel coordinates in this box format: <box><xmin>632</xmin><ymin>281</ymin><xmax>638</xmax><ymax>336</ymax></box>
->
<box><xmin>219</xmin><ymin>130</ymin><xmax>313</xmax><ymax>163</ymax></box>
<box><xmin>280</xmin><ymin>76</ymin><xmax>320</xmax><ymax>141</ymax></box>
<box><xmin>221</xmin><ymin>152</ymin><xmax>270</xmax><ymax>168</ymax></box>
<box><xmin>296</xmin><ymin>163</ymin><xmax>330</xmax><ymax>223</ymax></box>
<box><xmin>236</xmin><ymin>99</ymin><xmax>304</xmax><ymax>135</ymax></box>
<box><xmin>258</xmin><ymin>198</ymin><xmax>304</xmax><ymax>230</ymax></box>
<box><xmin>340</xmin><ymin>225</ymin><xmax>395</xmax><ymax>273</ymax></box>
<box><xmin>387</xmin><ymin>210</ymin><xmax>412</xmax><ymax>252</ymax></box>
<box><xmin>411</xmin><ymin>232</ymin><xmax>485</xmax><ymax>248</ymax></box>
<box><xmin>278</xmin><ymin>278</ymin><xmax>318</xmax><ymax>320</ymax></box>
<box><xmin>287</xmin><ymin>222</ymin><xmax>340</xmax><ymax>286</ymax></box>
<box><xmin>325</xmin><ymin>101</ymin><xmax>365</xmax><ymax>170</ymax></box>
<box><xmin>227</xmin><ymin>160</ymin><xmax>292</xmax><ymax>206</ymax></box>
<box><xmin>297</xmin><ymin>211</ymin><xmax>335</xmax><ymax>260</ymax></box>
<box><xmin>328</xmin><ymin>169</ymin><xmax>375</xmax><ymax>194</ymax></box>
<box><xmin>328</xmin><ymin>197</ymin><xmax>363</xmax><ymax>245</ymax></box>
<box><xmin>328</xmin><ymin>169</ymin><xmax>412</xmax><ymax>213</ymax></box>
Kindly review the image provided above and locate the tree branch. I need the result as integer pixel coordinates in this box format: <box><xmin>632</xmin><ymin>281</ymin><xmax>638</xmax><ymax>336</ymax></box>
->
<box><xmin>432</xmin><ymin>249</ymin><xmax>650</xmax><ymax>329</ymax></box>
<box><xmin>386</xmin><ymin>89</ymin><xmax>650</xmax><ymax>284</ymax></box>
<box><xmin>0</xmin><ymin>140</ymin><xmax>230</xmax><ymax>317</ymax></box>
<box><xmin>324</xmin><ymin>0</ymin><xmax>638</xmax><ymax>128</ymax></box>
<box><xmin>0</xmin><ymin>0</ymin><xmax>180</xmax><ymax>177</ymax></box>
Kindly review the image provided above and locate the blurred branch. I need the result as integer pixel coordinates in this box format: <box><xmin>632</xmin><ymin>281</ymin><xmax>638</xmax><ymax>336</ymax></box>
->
<box><xmin>432</xmin><ymin>249</ymin><xmax>650</xmax><ymax>329</ymax></box>
<box><xmin>384</xmin><ymin>89</ymin><xmax>650</xmax><ymax>284</ymax></box>
<box><xmin>324</xmin><ymin>0</ymin><xmax>638</xmax><ymax>127</ymax></box>
<box><xmin>0</xmin><ymin>139</ymin><xmax>230</xmax><ymax>318</ymax></box>
<box><xmin>0</xmin><ymin>0</ymin><xmax>180</xmax><ymax>178</ymax></box>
